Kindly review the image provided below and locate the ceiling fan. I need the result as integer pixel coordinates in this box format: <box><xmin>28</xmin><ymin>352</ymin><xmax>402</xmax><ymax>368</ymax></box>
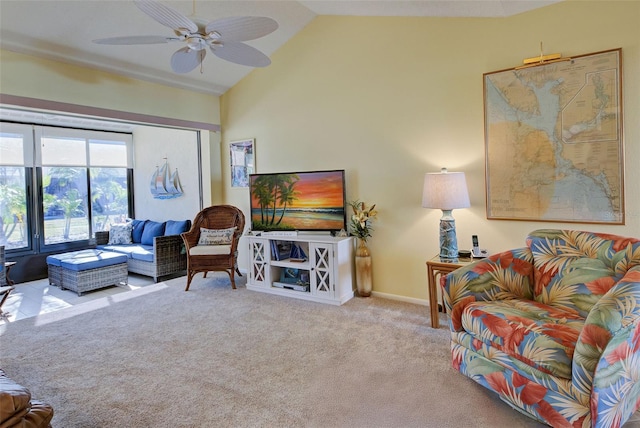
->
<box><xmin>93</xmin><ymin>0</ymin><xmax>278</xmax><ymax>73</ymax></box>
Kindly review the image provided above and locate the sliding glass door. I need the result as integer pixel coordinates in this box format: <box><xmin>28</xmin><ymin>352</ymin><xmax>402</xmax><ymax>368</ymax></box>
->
<box><xmin>0</xmin><ymin>123</ymin><xmax>133</xmax><ymax>256</ymax></box>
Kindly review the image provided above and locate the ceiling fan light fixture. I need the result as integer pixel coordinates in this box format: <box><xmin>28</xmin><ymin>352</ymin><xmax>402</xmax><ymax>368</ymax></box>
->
<box><xmin>186</xmin><ymin>36</ymin><xmax>205</xmax><ymax>50</ymax></box>
<box><xmin>97</xmin><ymin>0</ymin><xmax>278</xmax><ymax>73</ymax></box>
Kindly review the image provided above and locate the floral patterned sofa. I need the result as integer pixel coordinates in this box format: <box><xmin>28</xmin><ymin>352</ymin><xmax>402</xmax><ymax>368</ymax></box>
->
<box><xmin>442</xmin><ymin>229</ymin><xmax>640</xmax><ymax>427</ymax></box>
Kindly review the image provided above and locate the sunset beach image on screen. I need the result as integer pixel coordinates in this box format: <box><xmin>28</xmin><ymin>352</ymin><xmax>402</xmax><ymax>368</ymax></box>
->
<box><xmin>249</xmin><ymin>170</ymin><xmax>346</xmax><ymax>232</ymax></box>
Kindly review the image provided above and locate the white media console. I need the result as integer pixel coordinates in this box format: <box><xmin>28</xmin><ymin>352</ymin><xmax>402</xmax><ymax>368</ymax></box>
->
<box><xmin>247</xmin><ymin>234</ymin><xmax>354</xmax><ymax>305</ymax></box>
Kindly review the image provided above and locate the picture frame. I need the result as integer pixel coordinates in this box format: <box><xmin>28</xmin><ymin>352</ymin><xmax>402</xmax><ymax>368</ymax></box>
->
<box><xmin>230</xmin><ymin>139</ymin><xmax>254</xmax><ymax>187</ymax></box>
<box><xmin>483</xmin><ymin>48</ymin><xmax>623</xmax><ymax>224</ymax></box>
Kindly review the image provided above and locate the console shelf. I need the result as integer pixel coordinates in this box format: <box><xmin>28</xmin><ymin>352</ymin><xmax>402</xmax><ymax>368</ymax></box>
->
<box><xmin>247</xmin><ymin>234</ymin><xmax>354</xmax><ymax>305</ymax></box>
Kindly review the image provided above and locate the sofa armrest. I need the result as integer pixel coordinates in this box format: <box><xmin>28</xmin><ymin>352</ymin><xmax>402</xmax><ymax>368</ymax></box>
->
<box><xmin>95</xmin><ymin>231</ymin><xmax>109</xmax><ymax>245</ymax></box>
<box><xmin>0</xmin><ymin>369</ymin><xmax>53</xmax><ymax>428</ymax></box>
<box><xmin>153</xmin><ymin>235</ymin><xmax>185</xmax><ymax>263</ymax></box>
<box><xmin>443</xmin><ymin>247</ymin><xmax>534</xmax><ymax>331</ymax></box>
<box><xmin>19</xmin><ymin>400</ymin><xmax>54</xmax><ymax>428</ymax></box>
<box><xmin>573</xmin><ymin>266</ymin><xmax>640</xmax><ymax>423</ymax></box>
<box><xmin>0</xmin><ymin>374</ymin><xmax>31</xmax><ymax>426</ymax></box>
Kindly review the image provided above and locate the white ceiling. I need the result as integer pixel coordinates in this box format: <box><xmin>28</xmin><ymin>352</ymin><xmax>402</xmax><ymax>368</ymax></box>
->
<box><xmin>0</xmin><ymin>1</ymin><xmax>560</xmax><ymax>96</ymax></box>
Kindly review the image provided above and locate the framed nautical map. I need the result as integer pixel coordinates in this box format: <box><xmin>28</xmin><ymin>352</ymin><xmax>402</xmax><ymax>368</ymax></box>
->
<box><xmin>484</xmin><ymin>48</ymin><xmax>623</xmax><ymax>224</ymax></box>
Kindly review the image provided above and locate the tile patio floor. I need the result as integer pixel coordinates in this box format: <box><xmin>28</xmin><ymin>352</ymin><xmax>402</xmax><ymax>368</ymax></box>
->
<box><xmin>0</xmin><ymin>273</ymin><xmax>156</xmax><ymax>323</ymax></box>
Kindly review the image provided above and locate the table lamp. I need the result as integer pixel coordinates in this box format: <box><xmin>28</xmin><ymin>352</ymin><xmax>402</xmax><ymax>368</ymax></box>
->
<box><xmin>422</xmin><ymin>168</ymin><xmax>470</xmax><ymax>259</ymax></box>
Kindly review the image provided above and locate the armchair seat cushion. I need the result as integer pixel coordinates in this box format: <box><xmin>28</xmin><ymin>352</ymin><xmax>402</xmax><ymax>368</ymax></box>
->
<box><xmin>189</xmin><ymin>245</ymin><xmax>231</xmax><ymax>256</ymax></box>
<box><xmin>461</xmin><ymin>299</ymin><xmax>584</xmax><ymax>379</ymax></box>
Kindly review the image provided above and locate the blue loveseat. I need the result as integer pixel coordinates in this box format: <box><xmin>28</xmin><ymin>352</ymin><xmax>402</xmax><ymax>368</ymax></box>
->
<box><xmin>95</xmin><ymin>219</ymin><xmax>191</xmax><ymax>282</ymax></box>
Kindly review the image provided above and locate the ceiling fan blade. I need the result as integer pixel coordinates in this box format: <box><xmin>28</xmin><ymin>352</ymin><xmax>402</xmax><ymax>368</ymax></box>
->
<box><xmin>212</xmin><ymin>41</ymin><xmax>271</xmax><ymax>67</ymax></box>
<box><xmin>206</xmin><ymin>16</ymin><xmax>278</xmax><ymax>42</ymax></box>
<box><xmin>134</xmin><ymin>0</ymin><xmax>197</xmax><ymax>33</ymax></box>
<box><xmin>170</xmin><ymin>47</ymin><xmax>205</xmax><ymax>73</ymax></box>
<box><xmin>93</xmin><ymin>35</ymin><xmax>175</xmax><ymax>45</ymax></box>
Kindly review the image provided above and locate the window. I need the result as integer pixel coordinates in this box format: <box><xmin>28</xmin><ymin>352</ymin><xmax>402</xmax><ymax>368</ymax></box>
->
<box><xmin>0</xmin><ymin>124</ymin><xmax>33</xmax><ymax>251</ymax></box>
<box><xmin>0</xmin><ymin>123</ymin><xmax>133</xmax><ymax>255</ymax></box>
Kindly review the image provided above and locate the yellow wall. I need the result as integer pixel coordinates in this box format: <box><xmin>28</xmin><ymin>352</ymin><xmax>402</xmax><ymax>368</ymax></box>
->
<box><xmin>0</xmin><ymin>49</ymin><xmax>223</xmax><ymax>208</ymax></box>
<box><xmin>221</xmin><ymin>1</ymin><xmax>640</xmax><ymax>303</ymax></box>
<box><xmin>0</xmin><ymin>50</ymin><xmax>220</xmax><ymax>124</ymax></box>
<box><xmin>1</xmin><ymin>2</ymin><xmax>638</xmax><ymax>303</ymax></box>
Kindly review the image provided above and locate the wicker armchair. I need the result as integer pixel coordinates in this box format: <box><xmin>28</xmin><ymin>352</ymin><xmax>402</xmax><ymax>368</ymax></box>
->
<box><xmin>181</xmin><ymin>205</ymin><xmax>245</xmax><ymax>291</ymax></box>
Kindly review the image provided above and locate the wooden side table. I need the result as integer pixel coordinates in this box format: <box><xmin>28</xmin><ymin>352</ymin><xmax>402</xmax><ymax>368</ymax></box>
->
<box><xmin>426</xmin><ymin>255</ymin><xmax>475</xmax><ymax>328</ymax></box>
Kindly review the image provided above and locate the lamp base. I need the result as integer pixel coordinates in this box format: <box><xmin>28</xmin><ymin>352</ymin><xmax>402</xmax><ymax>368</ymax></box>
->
<box><xmin>439</xmin><ymin>210</ymin><xmax>458</xmax><ymax>259</ymax></box>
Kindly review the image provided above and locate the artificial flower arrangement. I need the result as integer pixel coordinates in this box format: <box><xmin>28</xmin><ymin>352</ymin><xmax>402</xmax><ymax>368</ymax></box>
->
<box><xmin>349</xmin><ymin>200</ymin><xmax>378</xmax><ymax>243</ymax></box>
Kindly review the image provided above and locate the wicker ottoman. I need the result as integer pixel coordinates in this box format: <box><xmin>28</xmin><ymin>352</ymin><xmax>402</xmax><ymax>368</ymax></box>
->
<box><xmin>46</xmin><ymin>250</ymin><xmax>95</xmax><ymax>287</ymax></box>
<box><xmin>46</xmin><ymin>250</ymin><xmax>128</xmax><ymax>296</ymax></box>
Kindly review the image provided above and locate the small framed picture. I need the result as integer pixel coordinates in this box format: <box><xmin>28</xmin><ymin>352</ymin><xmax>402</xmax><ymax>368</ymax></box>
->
<box><xmin>230</xmin><ymin>139</ymin><xmax>254</xmax><ymax>187</ymax></box>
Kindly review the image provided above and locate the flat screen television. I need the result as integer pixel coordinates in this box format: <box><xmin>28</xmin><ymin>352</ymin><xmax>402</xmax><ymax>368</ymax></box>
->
<box><xmin>249</xmin><ymin>169</ymin><xmax>347</xmax><ymax>232</ymax></box>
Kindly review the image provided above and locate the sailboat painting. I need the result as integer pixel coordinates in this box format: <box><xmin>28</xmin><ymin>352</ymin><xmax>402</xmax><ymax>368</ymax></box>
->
<box><xmin>150</xmin><ymin>159</ymin><xmax>184</xmax><ymax>200</ymax></box>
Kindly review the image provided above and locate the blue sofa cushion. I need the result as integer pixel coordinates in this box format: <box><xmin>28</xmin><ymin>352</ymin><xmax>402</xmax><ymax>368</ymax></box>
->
<box><xmin>58</xmin><ymin>251</ymin><xmax>127</xmax><ymax>272</ymax></box>
<box><xmin>47</xmin><ymin>249</ymin><xmax>103</xmax><ymax>266</ymax></box>
<box><xmin>141</xmin><ymin>221</ymin><xmax>166</xmax><ymax>246</ymax></box>
<box><xmin>165</xmin><ymin>220</ymin><xmax>190</xmax><ymax>236</ymax></box>
<box><xmin>96</xmin><ymin>244</ymin><xmax>153</xmax><ymax>260</ymax></box>
<box><xmin>131</xmin><ymin>219</ymin><xmax>147</xmax><ymax>243</ymax></box>
<box><xmin>131</xmin><ymin>250</ymin><xmax>154</xmax><ymax>262</ymax></box>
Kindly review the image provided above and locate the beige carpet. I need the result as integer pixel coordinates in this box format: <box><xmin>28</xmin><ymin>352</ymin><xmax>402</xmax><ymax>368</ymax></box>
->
<box><xmin>0</xmin><ymin>274</ymin><xmax>548</xmax><ymax>427</ymax></box>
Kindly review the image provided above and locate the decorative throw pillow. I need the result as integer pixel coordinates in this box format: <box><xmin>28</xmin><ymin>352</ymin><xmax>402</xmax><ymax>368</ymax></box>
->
<box><xmin>198</xmin><ymin>227</ymin><xmax>237</xmax><ymax>246</ymax></box>
<box><xmin>108</xmin><ymin>223</ymin><xmax>133</xmax><ymax>245</ymax></box>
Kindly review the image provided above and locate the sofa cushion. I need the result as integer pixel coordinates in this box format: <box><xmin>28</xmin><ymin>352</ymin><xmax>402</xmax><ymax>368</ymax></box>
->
<box><xmin>189</xmin><ymin>245</ymin><xmax>232</xmax><ymax>256</ymax></box>
<box><xmin>527</xmin><ymin>229</ymin><xmax>639</xmax><ymax>317</ymax></box>
<box><xmin>108</xmin><ymin>223</ymin><xmax>132</xmax><ymax>245</ymax></box>
<box><xmin>130</xmin><ymin>249</ymin><xmax>154</xmax><ymax>262</ymax></box>
<box><xmin>164</xmin><ymin>220</ymin><xmax>190</xmax><ymax>236</ymax></box>
<box><xmin>141</xmin><ymin>221</ymin><xmax>166</xmax><ymax>246</ymax></box>
<box><xmin>131</xmin><ymin>219</ymin><xmax>147</xmax><ymax>243</ymax></box>
<box><xmin>47</xmin><ymin>249</ymin><xmax>101</xmax><ymax>266</ymax></box>
<box><xmin>460</xmin><ymin>299</ymin><xmax>584</xmax><ymax>379</ymax></box>
<box><xmin>198</xmin><ymin>227</ymin><xmax>236</xmax><ymax>246</ymax></box>
<box><xmin>97</xmin><ymin>244</ymin><xmax>153</xmax><ymax>261</ymax></box>
<box><xmin>58</xmin><ymin>251</ymin><xmax>127</xmax><ymax>272</ymax></box>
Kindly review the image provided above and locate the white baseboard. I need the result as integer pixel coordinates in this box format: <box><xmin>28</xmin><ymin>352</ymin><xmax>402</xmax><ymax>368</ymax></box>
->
<box><xmin>239</xmin><ymin>267</ymin><xmax>431</xmax><ymax>307</ymax></box>
<box><xmin>370</xmin><ymin>290</ymin><xmax>428</xmax><ymax>306</ymax></box>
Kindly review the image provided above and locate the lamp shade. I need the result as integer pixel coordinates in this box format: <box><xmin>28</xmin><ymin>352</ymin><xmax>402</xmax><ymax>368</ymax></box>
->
<box><xmin>422</xmin><ymin>168</ymin><xmax>470</xmax><ymax>210</ymax></box>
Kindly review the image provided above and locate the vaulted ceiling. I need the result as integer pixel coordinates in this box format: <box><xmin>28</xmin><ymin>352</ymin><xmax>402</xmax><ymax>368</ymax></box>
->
<box><xmin>0</xmin><ymin>1</ymin><xmax>559</xmax><ymax>96</ymax></box>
